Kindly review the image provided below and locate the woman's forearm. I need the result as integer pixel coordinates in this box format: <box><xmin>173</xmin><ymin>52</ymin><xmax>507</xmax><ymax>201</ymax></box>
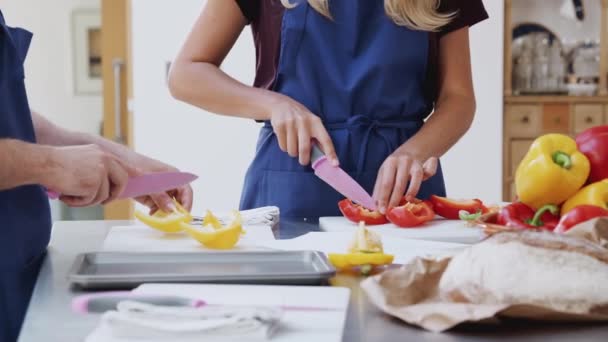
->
<box><xmin>168</xmin><ymin>61</ymin><xmax>280</xmax><ymax>121</ymax></box>
<box><xmin>398</xmin><ymin>93</ymin><xmax>476</xmax><ymax>161</ymax></box>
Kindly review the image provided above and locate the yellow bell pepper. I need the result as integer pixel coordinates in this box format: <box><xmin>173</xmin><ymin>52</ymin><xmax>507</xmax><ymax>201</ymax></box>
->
<box><xmin>515</xmin><ymin>134</ymin><xmax>590</xmax><ymax>209</ymax></box>
<box><xmin>327</xmin><ymin>253</ymin><xmax>394</xmax><ymax>269</ymax></box>
<box><xmin>328</xmin><ymin>222</ymin><xmax>394</xmax><ymax>275</ymax></box>
<box><xmin>181</xmin><ymin>211</ymin><xmax>244</xmax><ymax>250</ymax></box>
<box><xmin>561</xmin><ymin>179</ymin><xmax>608</xmax><ymax>215</ymax></box>
<box><xmin>134</xmin><ymin>199</ymin><xmax>192</xmax><ymax>233</ymax></box>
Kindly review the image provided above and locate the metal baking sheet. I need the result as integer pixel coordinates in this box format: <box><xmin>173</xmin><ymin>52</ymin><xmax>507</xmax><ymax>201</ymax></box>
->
<box><xmin>68</xmin><ymin>250</ymin><xmax>336</xmax><ymax>289</ymax></box>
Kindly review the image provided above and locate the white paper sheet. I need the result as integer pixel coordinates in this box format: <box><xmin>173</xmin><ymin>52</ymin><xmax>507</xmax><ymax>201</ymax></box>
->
<box><xmin>102</xmin><ymin>225</ymin><xmax>277</xmax><ymax>253</ymax></box>
<box><xmin>255</xmin><ymin>232</ymin><xmax>468</xmax><ymax>264</ymax></box>
<box><xmin>85</xmin><ymin>284</ymin><xmax>350</xmax><ymax>342</ymax></box>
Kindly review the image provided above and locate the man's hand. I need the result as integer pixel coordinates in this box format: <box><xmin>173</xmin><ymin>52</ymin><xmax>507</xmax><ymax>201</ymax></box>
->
<box><xmin>129</xmin><ymin>157</ymin><xmax>194</xmax><ymax>214</ymax></box>
<box><xmin>45</xmin><ymin>144</ymin><xmax>133</xmax><ymax>207</ymax></box>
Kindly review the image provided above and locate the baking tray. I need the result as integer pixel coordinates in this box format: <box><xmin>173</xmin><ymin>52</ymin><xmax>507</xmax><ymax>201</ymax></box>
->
<box><xmin>67</xmin><ymin>250</ymin><xmax>336</xmax><ymax>289</ymax></box>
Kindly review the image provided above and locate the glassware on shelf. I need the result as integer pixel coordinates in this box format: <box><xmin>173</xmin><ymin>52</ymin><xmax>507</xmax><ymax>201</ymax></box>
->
<box><xmin>547</xmin><ymin>40</ymin><xmax>566</xmax><ymax>91</ymax></box>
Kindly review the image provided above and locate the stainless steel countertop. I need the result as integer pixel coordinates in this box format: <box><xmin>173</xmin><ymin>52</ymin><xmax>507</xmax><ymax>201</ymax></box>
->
<box><xmin>18</xmin><ymin>219</ymin><xmax>608</xmax><ymax>342</ymax></box>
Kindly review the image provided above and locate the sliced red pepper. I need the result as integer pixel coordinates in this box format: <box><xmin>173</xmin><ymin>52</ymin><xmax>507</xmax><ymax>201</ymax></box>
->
<box><xmin>555</xmin><ymin>205</ymin><xmax>608</xmax><ymax>233</ymax></box>
<box><xmin>386</xmin><ymin>200</ymin><xmax>435</xmax><ymax>228</ymax></box>
<box><xmin>497</xmin><ymin>202</ymin><xmax>560</xmax><ymax>230</ymax></box>
<box><xmin>575</xmin><ymin>125</ymin><xmax>608</xmax><ymax>184</ymax></box>
<box><xmin>338</xmin><ymin>199</ymin><xmax>388</xmax><ymax>225</ymax></box>
<box><xmin>429</xmin><ymin>195</ymin><xmax>488</xmax><ymax>220</ymax></box>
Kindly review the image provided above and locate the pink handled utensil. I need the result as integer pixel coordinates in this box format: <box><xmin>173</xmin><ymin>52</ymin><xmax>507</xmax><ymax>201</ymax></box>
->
<box><xmin>311</xmin><ymin>144</ymin><xmax>377</xmax><ymax>211</ymax></box>
<box><xmin>47</xmin><ymin>171</ymin><xmax>198</xmax><ymax>200</ymax></box>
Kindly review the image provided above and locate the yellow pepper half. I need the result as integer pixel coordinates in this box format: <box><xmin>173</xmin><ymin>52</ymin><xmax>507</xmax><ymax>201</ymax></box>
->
<box><xmin>515</xmin><ymin>134</ymin><xmax>590</xmax><ymax>209</ymax></box>
<box><xmin>134</xmin><ymin>199</ymin><xmax>192</xmax><ymax>233</ymax></box>
<box><xmin>328</xmin><ymin>222</ymin><xmax>394</xmax><ymax>275</ymax></box>
<box><xmin>327</xmin><ymin>253</ymin><xmax>394</xmax><ymax>270</ymax></box>
<box><xmin>561</xmin><ymin>179</ymin><xmax>608</xmax><ymax>215</ymax></box>
<box><xmin>181</xmin><ymin>211</ymin><xmax>244</xmax><ymax>250</ymax></box>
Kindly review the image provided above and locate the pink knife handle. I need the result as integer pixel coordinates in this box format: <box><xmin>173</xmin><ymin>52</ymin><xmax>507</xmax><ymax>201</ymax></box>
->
<box><xmin>47</xmin><ymin>190</ymin><xmax>60</xmax><ymax>199</ymax></box>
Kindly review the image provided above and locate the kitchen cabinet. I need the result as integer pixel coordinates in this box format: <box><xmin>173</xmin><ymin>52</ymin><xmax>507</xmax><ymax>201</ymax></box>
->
<box><xmin>502</xmin><ymin>0</ymin><xmax>608</xmax><ymax>201</ymax></box>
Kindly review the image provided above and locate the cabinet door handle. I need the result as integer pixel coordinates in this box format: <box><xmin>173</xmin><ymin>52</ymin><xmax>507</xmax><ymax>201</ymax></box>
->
<box><xmin>113</xmin><ymin>58</ymin><xmax>125</xmax><ymax>144</ymax></box>
<box><xmin>521</xmin><ymin>116</ymin><xmax>529</xmax><ymax>124</ymax></box>
<box><xmin>585</xmin><ymin>116</ymin><xmax>593</xmax><ymax>124</ymax></box>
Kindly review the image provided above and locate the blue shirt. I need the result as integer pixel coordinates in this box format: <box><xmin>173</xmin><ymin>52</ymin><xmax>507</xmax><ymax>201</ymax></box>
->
<box><xmin>1</xmin><ymin>10</ymin><xmax>52</xmax><ymax>342</ymax></box>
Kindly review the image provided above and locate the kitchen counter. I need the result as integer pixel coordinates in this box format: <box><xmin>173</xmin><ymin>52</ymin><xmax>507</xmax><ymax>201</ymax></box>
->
<box><xmin>18</xmin><ymin>219</ymin><xmax>608</xmax><ymax>342</ymax></box>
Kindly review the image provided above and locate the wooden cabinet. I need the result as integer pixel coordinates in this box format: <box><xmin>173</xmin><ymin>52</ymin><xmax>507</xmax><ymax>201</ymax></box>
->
<box><xmin>573</xmin><ymin>105</ymin><xmax>604</xmax><ymax>133</ymax></box>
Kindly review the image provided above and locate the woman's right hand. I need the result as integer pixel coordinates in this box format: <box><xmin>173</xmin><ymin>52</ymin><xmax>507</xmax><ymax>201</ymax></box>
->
<box><xmin>269</xmin><ymin>96</ymin><xmax>339</xmax><ymax>166</ymax></box>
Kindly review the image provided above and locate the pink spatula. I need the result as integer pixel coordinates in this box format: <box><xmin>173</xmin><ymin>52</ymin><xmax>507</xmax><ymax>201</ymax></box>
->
<box><xmin>311</xmin><ymin>144</ymin><xmax>377</xmax><ymax>211</ymax></box>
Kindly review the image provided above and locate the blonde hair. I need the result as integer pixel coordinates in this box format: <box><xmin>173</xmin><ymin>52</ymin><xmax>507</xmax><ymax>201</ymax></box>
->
<box><xmin>281</xmin><ymin>0</ymin><xmax>455</xmax><ymax>32</ymax></box>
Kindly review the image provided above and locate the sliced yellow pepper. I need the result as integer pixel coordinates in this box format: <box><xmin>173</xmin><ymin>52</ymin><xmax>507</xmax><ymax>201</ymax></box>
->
<box><xmin>134</xmin><ymin>199</ymin><xmax>192</xmax><ymax>233</ymax></box>
<box><xmin>328</xmin><ymin>222</ymin><xmax>394</xmax><ymax>275</ymax></box>
<box><xmin>561</xmin><ymin>179</ymin><xmax>608</xmax><ymax>215</ymax></box>
<box><xmin>181</xmin><ymin>211</ymin><xmax>244</xmax><ymax>250</ymax></box>
<box><xmin>515</xmin><ymin>134</ymin><xmax>590</xmax><ymax>209</ymax></box>
<box><xmin>327</xmin><ymin>253</ymin><xmax>394</xmax><ymax>269</ymax></box>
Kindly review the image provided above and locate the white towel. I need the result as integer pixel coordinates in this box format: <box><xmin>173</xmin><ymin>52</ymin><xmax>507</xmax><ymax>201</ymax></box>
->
<box><xmin>87</xmin><ymin>301</ymin><xmax>282</xmax><ymax>342</ymax></box>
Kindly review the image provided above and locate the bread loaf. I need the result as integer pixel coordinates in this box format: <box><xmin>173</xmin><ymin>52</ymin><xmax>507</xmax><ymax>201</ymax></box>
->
<box><xmin>438</xmin><ymin>231</ymin><xmax>608</xmax><ymax>313</ymax></box>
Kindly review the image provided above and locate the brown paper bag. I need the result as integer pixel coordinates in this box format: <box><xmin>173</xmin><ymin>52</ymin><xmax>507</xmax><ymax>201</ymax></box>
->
<box><xmin>361</xmin><ymin>217</ymin><xmax>608</xmax><ymax>332</ymax></box>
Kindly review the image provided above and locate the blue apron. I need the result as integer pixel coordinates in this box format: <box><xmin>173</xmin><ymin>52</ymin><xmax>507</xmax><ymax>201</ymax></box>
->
<box><xmin>0</xmin><ymin>12</ymin><xmax>51</xmax><ymax>342</ymax></box>
<box><xmin>240</xmin><ymin>0</ymin><xmax>446</xmax><ymax>219</ymax></box>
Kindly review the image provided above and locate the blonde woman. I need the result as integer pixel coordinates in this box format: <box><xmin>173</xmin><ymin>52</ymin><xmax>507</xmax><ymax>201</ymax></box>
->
<box><xmin>169</xmin><ymin>0</ymin><xmax>488</xmax><ymax>218</ymax></box>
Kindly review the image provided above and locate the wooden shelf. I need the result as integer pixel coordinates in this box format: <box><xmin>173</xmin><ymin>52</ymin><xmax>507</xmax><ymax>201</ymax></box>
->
<box><xmin>505</xmin><ymin>95</ymin><xmax>608</xmax><ymax>104</ymax></box>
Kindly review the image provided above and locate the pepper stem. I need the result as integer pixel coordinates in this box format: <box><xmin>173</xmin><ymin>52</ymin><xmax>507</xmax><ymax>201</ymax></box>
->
<box><xmin>552</xmin><ymin>151</ymin><xmax>572</xmax><ymax>169</ymax></box>
<box><xmin>459</xmin><ymin>210</ymin><xmax>482</xmax><ymax>221</ymax></box>
<box><xmin>527</xmin><ymin>204</ymin><xmax>559</xmax><ymax>227</ymax></box>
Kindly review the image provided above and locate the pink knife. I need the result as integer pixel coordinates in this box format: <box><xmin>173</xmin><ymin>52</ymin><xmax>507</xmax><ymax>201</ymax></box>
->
<box><xmin>311</xmin><ymin>144</ymin><xmax>377</xmax><ymax>211</ymax></box>
<box><xmin>47</xmin><ymin>171</ymin><xmax>198</xmax><ymax>200</ymax></box>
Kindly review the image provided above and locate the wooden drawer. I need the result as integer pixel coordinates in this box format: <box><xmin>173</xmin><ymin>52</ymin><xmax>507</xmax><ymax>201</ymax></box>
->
<box><xmin>505</xmin><ymin>105</ymin><xmax>541</xmax><ymax>138</ymax></box>
<box><xmin>542</xmin><ymin>103</ymin><xmax>570</xmax><ymax>134</ymax></box>
<box><xmin>509</xmin><ymin>139</ymin><xmax>534</xmax><ymax>176</ymax></box>
<box><xmin>573</xmin><ymin>104</ymin><xmax>604</xmax><ymax>133</ymax></box>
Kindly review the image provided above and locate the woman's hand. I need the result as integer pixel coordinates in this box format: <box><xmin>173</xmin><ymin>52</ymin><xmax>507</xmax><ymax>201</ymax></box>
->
<box><xmin>373</xmin><ymin>152</ymin><xmax>438</xmax><ymax>214</ymax></box>
<box><xmin>269</xmin><ymin>96</ymin><xmax>339</xmax><ymax>166</ymax></box>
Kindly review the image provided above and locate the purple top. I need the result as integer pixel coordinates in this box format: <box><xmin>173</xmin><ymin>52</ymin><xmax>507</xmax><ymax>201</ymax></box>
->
<box><xmin>235</xmin><ymin>0</ymin><xmax>488</xmax><ymax>101</ymax></box>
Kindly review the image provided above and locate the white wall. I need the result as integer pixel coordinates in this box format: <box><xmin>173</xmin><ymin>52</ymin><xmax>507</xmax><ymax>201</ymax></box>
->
<box><xmin>130</xmin><ymin>0</ymin><xmax>505</xmax><ymax>213</ymax></box>
<box><xmin>3</xmin><ymin>0</ymin><xmax>103</xmax><ymax>220</ymax></box>
<box><xmin>2</xmin><ymin>0</ymin><xmax>103</xmax><ymax>135</ymax></box>
<box><xmin>440</xmin><ymin>0</ymin><xmax>504</xmax><ymax>203</ymax></box>
<box><xmin>130</xmin><ymin>0</ymin><xmax>260</xmax><ymax>213</ymax></box>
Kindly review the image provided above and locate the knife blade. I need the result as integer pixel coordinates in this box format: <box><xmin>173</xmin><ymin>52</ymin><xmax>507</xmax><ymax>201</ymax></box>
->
<box><xmin>311</xmin><ymin>144</ymin><xmax>377</xmax><ymax>211</ymax></box>
<box><xmin>47</xmin><ymin>171</ymin><xmax>198</xmax><ymax>200</ymax></box>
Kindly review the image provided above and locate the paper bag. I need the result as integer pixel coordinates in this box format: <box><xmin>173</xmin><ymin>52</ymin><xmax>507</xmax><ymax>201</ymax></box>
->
<box><xmin>361</xmin><ymin>218</ymin><xmax>608</xmax><ymax>332</ymax></box>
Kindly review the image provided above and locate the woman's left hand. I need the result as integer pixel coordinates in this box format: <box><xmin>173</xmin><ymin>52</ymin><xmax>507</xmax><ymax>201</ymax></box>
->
<box><xmin>372</xmin><ymin>151</ymin><xmax>438</xmax><ymax>214</ymax></box>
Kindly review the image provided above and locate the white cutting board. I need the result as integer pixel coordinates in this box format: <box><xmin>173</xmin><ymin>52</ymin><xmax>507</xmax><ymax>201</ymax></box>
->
<box><xmin>255</xmin><ymin>232</ymin><xmax>468</xmax><ymax>264</ymax></box>
<box><xmin>85</xmin><ymin>283</ymin><xmax>350</xmax><ymax>342</ymax></box>
<box><xmin>319</xmin><ymin>217</ymin><xmax>484</xmax><ymax>244</ymax></box>
<box><xmin>102</xmin><ymin>225</ymin><xmax>276</xmax><ymax>252</ymax></box>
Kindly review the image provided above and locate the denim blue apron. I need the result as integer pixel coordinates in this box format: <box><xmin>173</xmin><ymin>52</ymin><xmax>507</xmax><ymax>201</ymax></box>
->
<box><xmin>240</xmin><ymin>0</ymin><xmax>446</xmax><ymax>219</ymax></box>
<box><xmin>0</xmin><ymin>12</ymin><xmax>51</xmax><ymax>342</ymax></box>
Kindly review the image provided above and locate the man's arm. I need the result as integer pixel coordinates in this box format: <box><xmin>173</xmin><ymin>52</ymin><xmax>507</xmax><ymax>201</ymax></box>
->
<box><xmin>0</xmin><ymin>139</ymin><xmax>54</xmax><ymax>191</ymax></box>
<box><xmin>31</xmin><ymin>112</ymin><xmax>193</xmax><ymax>211</ymax></box>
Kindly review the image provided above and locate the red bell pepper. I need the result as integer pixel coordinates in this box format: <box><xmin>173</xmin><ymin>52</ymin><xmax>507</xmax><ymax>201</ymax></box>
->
<box><xmin>576</xmin><ymin>125</ymin><xmax>608</xmax><ymax>183</ymax></box>
<box><xmin>429</xmin><ymin>195</ymin><xmax>488</xmax><ymax>220</ymax></box>
<box><xmin>338</xmin><ymin>199</ymin><xmax>388</xmax><ymax>225</ymax></box>
<box><xmin>497</xmin><ymin>202</ymin><xmax>560</xmax><ymax>230</ymax></box>
<box><xmin>555</xmin><ymin>205</ymin><xmax>608</xmax><ymax>233</ymax></box>
<box><xmin>386</xmin><ymin>200</ymin><xmax>435</xmax><ymax>228</ymax></box>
